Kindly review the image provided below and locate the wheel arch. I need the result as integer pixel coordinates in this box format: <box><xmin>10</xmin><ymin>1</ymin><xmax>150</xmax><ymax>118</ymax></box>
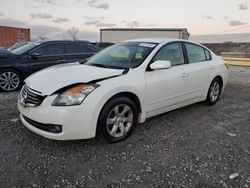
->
<box><xmin>95</xmin><ymin>91</ymin><xmax>143</xmax><ymax>141</ymax></box>
<box><xmin>214</xmin><ymin>75</ymin><xmax>223</xmax><ymax>88</ymax></box>
<box><xmin>97</xmin><ymin>91</ymin><xmax>142</xmax><ymax>119</ymax></box>
<box><xmin>107</xmin><ymin>92</ymin><xmax>142</xmax><ymax>113</ymax></box>
<box><xmin>206</xmin><ymin>75</ymin><xmax>224</xmax><ymax>95</ymax></box>
<box><xmin>0</xmin><ymin>67</ymin><xmax>23</xmax><ymax>79</ymax></box>
<box><xmin>95</xmin><ymin>91</ymin><xmax>143</xmax><ymax>136</ymax></box>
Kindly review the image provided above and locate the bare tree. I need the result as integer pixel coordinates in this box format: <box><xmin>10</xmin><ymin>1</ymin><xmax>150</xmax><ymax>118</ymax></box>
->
<box><xmin>67</xmin><ymin>27</ymin><xmax>79</xmax><ymax>41</ymax></box>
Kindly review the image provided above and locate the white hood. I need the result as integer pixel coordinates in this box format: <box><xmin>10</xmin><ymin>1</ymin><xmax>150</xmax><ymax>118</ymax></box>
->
<box><xmin>25</xmin><ymin>63</ymin><xmax>124</xmax><ymax>95</ymax></box>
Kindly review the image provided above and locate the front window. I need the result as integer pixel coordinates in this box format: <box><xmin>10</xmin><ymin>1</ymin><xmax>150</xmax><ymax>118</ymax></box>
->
<box><xmin>31</xmin><ymin>43</ymin><xmax>65</xmax><ymax>56</ymax></box>
<box><xmin>11</xmin><ymin>42</ymin><xmax>40</xmax><ymax>55</ymax></box>
<box><xmin>152</xmin><ymin>43</ymin><xmax>185</xmax><ymax>66</ymax></box>
<box><xmin>85</xmin><ymin>42</ymin><xmax>157</xmax><ymax>69</ymax></box>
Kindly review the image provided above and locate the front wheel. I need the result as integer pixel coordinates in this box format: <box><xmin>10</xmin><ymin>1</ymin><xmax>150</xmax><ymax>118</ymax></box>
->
<box><xmin>97</xmin><ymin>97</ymin><xmax>138</xmax><ymax>143</ymax></box>
<box><xmin>206</xmin><ymin>78</ymin><xmax>222</xmax><ymax>105</ymax></box>
<box><xmin>0</xmin><ymin>69</ymin><xmax>22</xmax><ymax>92</ymax></box>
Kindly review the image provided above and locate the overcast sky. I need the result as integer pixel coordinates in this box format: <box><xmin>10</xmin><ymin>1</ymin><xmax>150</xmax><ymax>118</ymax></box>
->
<box><xmin>0</xmin><ymin>0</ymin><xmax>249</xmax><ymax>41</ymax></box>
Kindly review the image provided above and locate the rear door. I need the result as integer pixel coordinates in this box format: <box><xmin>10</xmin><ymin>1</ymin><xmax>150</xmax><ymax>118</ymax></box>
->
<box><xmin>183</xmin><ymin>42</ymin><xmax>215</xmax><ymax>98</ymax></box>
<box><xmin>28</xmin><ymin>42</ymin><xmax>66</xmax><ymax>75</ymax></box>
<box><xmin>64</xmin><ymin>42</ymin><xmax>98</xmax><ymax>63</ymax></box>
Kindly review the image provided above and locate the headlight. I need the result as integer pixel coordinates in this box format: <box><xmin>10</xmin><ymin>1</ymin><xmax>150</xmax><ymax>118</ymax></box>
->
<box><xmin>52</xmin><ymin>84</ymin><xmax>99</xmax><ymax>106</ymax></box>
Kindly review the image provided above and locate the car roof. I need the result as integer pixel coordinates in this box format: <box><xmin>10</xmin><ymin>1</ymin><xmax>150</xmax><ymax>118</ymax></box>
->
<box><xmin>41</xmin><ymin>40</ymin><xmax>89</xmax><ymax>43</ymax></box>
<box><xmin>31</xmin><ymin>40</ymin><xmax>91</xmax><ymax>45</ymax></box>
<box><xmin>33</xmin><ymin>40</ymin><xmax>99</xmax><ymax>50</ymax></box>
<box><xmin>124</xmin><ymin>38</ymin><xmax>188</xmax><ymax>44</ymax></box>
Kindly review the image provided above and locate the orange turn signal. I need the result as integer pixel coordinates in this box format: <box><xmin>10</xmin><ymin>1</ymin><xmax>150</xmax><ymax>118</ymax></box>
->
<box><xmin>64</xmin><ymin>84</ymin><xmax>85</xmax><ymax>95</ymax></box>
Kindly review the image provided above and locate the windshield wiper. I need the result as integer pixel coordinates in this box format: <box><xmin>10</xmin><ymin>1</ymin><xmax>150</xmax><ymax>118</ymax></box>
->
<box><xmin>79</xmin><ymin>58</ymin><xmax>89</xmax><ymax>64</ymax></box>
<box><xmin>88</xmin><ymin>63</ymin><xmax>122</xmax><ymax>69</ymax></box>
<box><xmin>89</xmin><ymin>63</ymin><xmax>110</xmax><ymax>68</ymax></box>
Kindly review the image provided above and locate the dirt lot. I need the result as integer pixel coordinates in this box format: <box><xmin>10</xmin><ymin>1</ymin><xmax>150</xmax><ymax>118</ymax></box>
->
<box><xmin>202</xmin><ymin>43</ymin><xmax>250</xmax><ymax>57</ymax></box>
<box><xmin>0</xmin><ymin>66</ymin><xmax>250</xmax><ymax>188</ymax></box>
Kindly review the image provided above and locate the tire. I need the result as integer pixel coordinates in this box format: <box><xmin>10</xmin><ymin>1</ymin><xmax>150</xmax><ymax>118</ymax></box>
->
<box><xmin>97</xmin><ymin>97</ymin><xmax>138</xmax><ymax>143</ymax></box>
<box><xmin>0</xmin><ymin>69</ymin><xmax>22</xmax><ymax>92</ymax></box>
<box><xmin>206</xmin><ymin>78</ymin><xmax>222</xmax><ymax>105</ymax></box>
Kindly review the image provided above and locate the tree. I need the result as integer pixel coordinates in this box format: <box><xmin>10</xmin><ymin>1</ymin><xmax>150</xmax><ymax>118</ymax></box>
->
<box><xmin>67</xmin><ymin>27</ymin><xmax>79</xmax><ymax>41</ymax></box>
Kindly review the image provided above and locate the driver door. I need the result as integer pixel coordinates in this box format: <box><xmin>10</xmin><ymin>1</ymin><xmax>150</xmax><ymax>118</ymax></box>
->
<box><xmin>27</xmin><ymin>42</ymin><xmax>66</xmax><ymax>75</ymax></box>
<box><xmin>145</xmin><ymin>42</ymin><xmax>191</xmax><ymax>117</ymax></box>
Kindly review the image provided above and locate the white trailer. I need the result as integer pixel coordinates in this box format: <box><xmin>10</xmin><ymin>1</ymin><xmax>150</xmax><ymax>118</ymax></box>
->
<box><xmin>100</xmin><ymin>28</ymin><xmax>189</xmax><ymax>43</ymax></box>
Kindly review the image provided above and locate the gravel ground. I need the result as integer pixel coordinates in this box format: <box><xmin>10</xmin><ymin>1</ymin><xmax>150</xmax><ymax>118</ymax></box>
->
<box><xmin>0</xmin><ymin>66</ymin><xmax>250</xmax><ymax>188</ymax></box>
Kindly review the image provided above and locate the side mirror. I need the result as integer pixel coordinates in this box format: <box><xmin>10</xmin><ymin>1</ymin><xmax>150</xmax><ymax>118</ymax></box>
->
<box><xmin>150</xmin><ymin>60</ymin><xmax>171</xmax><ymax>70</ymax></box>
<box><xmin>29</xmin><ymin>52</ymin><xmax>42</xmax><ymax>59</ymax></box>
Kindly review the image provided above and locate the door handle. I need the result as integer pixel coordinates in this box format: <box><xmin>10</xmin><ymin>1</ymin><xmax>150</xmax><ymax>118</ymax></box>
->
<box><xmin>181</xmin><ymin>72</ymin><xmax>190</xmax><ymax>78</ymax></box>
<box><xmin>209</xmin><ymin>65</ymin><xmax>215</xmax><ymax>70</ymax></box>
<box><xmin>57</xmin><ymin>59</ymin><xmax>66</xmax><ymax>62</ymax></box>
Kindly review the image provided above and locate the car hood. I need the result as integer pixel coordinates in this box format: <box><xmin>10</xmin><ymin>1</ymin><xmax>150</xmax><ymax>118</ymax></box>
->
<box><xmin>0</xmin><ymin>48</ymin><xmax>16</xmax><ymax>59</ymax></box>
<box><xmin>25</xmin><ymin>63</ymin><xmax>124</xmax><ymax>95</ymax></box>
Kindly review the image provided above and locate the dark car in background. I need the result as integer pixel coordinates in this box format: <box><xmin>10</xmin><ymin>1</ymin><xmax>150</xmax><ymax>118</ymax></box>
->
<box><xmin>0</xmin><ymin>40</ymin><xmax>99</xmax><ymax>92</ymax></box>
<box><xmin>91</xmin><ymin>42</ymin><xmax>114</xmax><ymax>50</ymax></box>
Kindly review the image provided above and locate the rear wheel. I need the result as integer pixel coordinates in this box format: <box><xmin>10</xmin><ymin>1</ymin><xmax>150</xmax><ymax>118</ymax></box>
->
<box><xmin>0</xmin><ymin>69</ymin><xmax>22</xmax><ymax>92</ymax></box>
<box><xmin>98</xmin><ymin>97</ymin><xmax>138</xmax><ymax>143</ymax></box>
<box><xmin>206</xmin><ymin>78</ymin><xmax>222</xmax><ymax>105</ymax></box>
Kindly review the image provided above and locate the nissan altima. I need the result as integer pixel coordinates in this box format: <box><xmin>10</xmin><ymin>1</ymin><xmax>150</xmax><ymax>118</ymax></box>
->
<box><xmin>18</xmin><ymin>38</ymin><xmax>228</xmax><ymax>143</ymax></box>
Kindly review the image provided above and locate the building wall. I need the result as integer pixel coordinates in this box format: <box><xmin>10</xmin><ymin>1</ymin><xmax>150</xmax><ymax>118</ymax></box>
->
<box><xmin>101</xmin><ymin>30</ymin><xmax>182</xmax><ymax>43</ymax></box>
<box><xmin>0</xmin><ymin>26</ymin><xmax>31</xmax><ymax>48</ymax></box>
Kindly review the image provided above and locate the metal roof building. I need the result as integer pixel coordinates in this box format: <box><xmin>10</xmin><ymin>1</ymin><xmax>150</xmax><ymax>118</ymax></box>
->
<box><xmin>100</xmin><ymin>28</ymin><xmax>189</xmax><ymax>43</ymax></box>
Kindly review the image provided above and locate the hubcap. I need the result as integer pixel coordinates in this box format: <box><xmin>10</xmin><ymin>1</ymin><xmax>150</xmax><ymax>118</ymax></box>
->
<box><xmin>106</xmin><ymin>104</ymin><xmax>133</xmax><ymax>138</ymax></box>
<box><xmin>0</xmin><ymin>72</ymin><xmax>20</xmax><ymax>91</ymax></box>
<box><xmin>210</xmin><ymin>81</ymin><xmax>220</xmax><ymax>102</ymax></box>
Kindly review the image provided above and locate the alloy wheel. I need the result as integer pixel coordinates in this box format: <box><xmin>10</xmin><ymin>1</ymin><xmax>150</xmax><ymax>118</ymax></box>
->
<box><xmin>0</xmin><ymin>71</ymin><xmax>20</xmax><ymax>91</ymax></box>
<box><xmin>106</xmin><ymin>104</ymin><xmax>133</xmax><ymax>138</ymax></box>
<box><xmin>209</xmin><ymin>81</ymin><xmax>220</xmax><ymax>102</ymax></box>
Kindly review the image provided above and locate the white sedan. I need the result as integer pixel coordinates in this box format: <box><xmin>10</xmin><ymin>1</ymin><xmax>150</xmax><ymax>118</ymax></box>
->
<box><xmin>18</xmin><ymin>38</ymin><xmax>228</xmax><ymax>143</ymax></box>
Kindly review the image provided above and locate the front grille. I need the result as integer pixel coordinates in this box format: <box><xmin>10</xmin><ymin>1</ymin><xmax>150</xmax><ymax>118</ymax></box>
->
<box><xmin>23</xmin><ymin>115</ymin><xmax>62</xmax><ymax>133</ymax></box>
<box><xmin>20</xmin><ymin>85</ymin><xmax>45</xmax><ymax>107</ymax></box>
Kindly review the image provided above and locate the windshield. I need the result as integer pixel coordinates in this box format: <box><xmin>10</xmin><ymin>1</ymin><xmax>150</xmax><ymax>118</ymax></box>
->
<box><xmin>85</xmin><ymin>42</ymin><xmax>157</xmax><ymax>69</ymax></box>
<box><xmin>11</xmin><ymin>42</ymin><xmax>40</xmax><ymax>55</ymax></box>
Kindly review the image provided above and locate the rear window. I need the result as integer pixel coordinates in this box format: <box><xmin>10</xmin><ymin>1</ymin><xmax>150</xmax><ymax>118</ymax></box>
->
<box><xmin>204</xmin><ymin>49</ymin><xmax>212</xmax><ymax>60</ymax></box>
<box><xmin>65</xmin><ymin>43</ymin><xmax>95</xmax><ymax>54</ymax></box>
<box><xmin>185</xmin><ymin>43</ymin><xmax>207</xmax><ymax>63</ymax></box>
